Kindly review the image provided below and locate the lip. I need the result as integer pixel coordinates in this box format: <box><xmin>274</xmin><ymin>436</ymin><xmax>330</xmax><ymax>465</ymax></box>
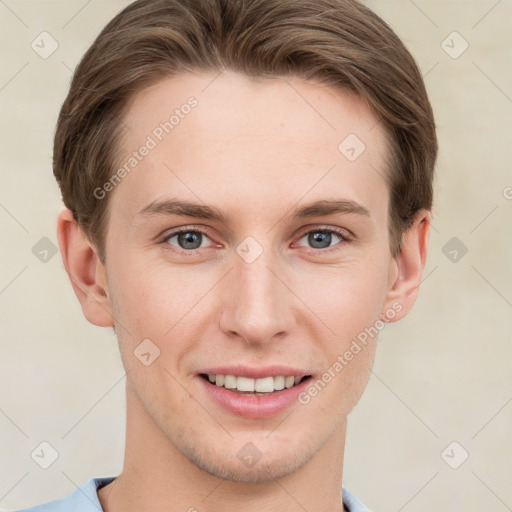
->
<box><xmin>196</xmin><ymin>373</ymin><xmax>313</xmax><ymax>419</ymax></box>
<box><xmin>196</xmin><ymin>365</ymin><xmax>310</xmax><ymax>379</ymax></box>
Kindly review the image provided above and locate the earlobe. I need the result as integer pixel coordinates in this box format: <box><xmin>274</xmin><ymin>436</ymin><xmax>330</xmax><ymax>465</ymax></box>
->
<box><xmin>382</xmin><ymin>209</ymin><xmax>431</xmax><ymax>323</ymax></box>
<box><xmin>56</xmin><ymin>208</ymin><xmax>114</xmax><ymax>328</ymax></box>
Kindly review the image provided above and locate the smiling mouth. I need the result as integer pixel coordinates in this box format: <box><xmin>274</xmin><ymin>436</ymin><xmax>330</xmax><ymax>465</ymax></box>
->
<box><xmin>199</xmin><ymin>373</ymin><xmax>312</xmax><ymax>395</ymax></box>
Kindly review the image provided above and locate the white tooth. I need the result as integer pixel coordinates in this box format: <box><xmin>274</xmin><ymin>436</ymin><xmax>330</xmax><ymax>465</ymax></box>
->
<box><xmin>274</xmin><ymin>376</ymin><xmax>285</xmax><ymax>390</ymax></box>
<box><xmin>285</xmin><ymin>376</ymin><xmax>295</xmax><ymax>388</ymax></box>
<box><xmin>237</xmin><ymin>376</ymin><xmax>255</xmax><ymax>392</ymax></box>
<box><xmin>208</xmin><ymin>374</ymin><xmax>216</xmax><ymax>383</ymax></box>
<box><xmin>294</xmin><ymin>376</ymin><xmax>302</xmax><ymax>385</ymax></box>
<box><xmin>224</xmin><ymin>375</ymin><xmax>237</xmax><ymax>389</ymax></box>
<box><xmin>255</xmin><ymin>376</ymin><xmax>275</xmax><ymax>393</ymax></box>
<box><xmin>215</xmin><ymin>374</ymin><xmax>225</xmax><ymax>386</ymax></box>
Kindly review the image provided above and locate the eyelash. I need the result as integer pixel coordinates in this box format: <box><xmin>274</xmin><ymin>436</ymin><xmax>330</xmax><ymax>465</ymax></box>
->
<box><xmin>157</xmin><ymin>226</ymin><xmax>352</xmax><ymax>255</ymax></box>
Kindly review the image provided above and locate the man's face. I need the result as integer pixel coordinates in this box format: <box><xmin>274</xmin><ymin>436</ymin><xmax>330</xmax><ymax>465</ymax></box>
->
<box><xmin>100</xmin><ymin>71</ymin><xmax>399</xmax><ymax>482</ymax></box>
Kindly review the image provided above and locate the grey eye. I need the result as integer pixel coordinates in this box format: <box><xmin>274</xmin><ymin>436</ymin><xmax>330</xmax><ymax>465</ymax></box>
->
<box><xmin>166</xmin><ymin>230</ymin><xmax>210</xmax><ymax>250</ymax></box>
<box><xmin>298</xmin><ymin>230</ymin><xmax>344</xmax><ymax>250</ymax></box>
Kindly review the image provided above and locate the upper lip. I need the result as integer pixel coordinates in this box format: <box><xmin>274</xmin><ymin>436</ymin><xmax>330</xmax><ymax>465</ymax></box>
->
<box><xmin>197</xmin><ymin>365</ymin><xmax>311</xmax><ymax>379</ymax></box>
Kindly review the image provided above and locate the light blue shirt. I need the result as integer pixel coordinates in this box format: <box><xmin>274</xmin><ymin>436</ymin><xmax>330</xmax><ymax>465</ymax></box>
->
<box><xmin>12</xmin><ymin>476</ymin><xmax>372</xmax><ymax>512</ymax></box>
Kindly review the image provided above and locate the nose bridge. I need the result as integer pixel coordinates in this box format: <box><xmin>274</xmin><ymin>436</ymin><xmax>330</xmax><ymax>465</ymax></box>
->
<box><xmin>220</xmin><ymin>239</ymin><xmax>292</xmax><ymax>344</ymax></box>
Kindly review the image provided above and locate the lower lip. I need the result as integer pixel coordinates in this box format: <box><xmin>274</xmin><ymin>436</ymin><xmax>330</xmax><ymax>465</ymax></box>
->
<box><xmin>196</xmin><ymin>375</ymin><xmax>312</xmax><ymax>419</ymax></box>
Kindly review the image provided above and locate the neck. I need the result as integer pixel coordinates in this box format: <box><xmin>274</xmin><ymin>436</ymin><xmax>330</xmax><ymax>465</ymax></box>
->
<box><xmin>98</xmin><ymin>382</ymin><xmax>347</xmax><ymax>512</ymax></box>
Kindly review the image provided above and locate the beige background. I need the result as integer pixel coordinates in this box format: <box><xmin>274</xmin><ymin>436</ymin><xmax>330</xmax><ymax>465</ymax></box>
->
<box><xmin>1</xmin><ymin>1</ymin><xmax>511</xmax><ymax>510</ymax></box>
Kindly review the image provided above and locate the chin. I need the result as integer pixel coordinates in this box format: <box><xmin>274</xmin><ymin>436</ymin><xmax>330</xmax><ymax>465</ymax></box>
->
<box><xmin>176</xmin><ymin>433</ymin><xmax>316</xmax><ymax>483</ymax></box>
<box><xmin>191</xmin><ymin>450</ymin><xmax>309</xmax><ymax>483</ymax></box>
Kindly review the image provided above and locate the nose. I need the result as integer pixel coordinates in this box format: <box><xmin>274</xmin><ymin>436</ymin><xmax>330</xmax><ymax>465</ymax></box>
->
<box><xmin>219</xmin><ymin>246</ymin><xmax>295</xmax><ymax>347</ymax></box>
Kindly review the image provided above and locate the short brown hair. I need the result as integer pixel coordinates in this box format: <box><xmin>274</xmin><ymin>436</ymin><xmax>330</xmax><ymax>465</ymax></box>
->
<box><xmin>53</xmin><ymin>0</ymin><xmax>437</xmax><ymax>263</ymax></box>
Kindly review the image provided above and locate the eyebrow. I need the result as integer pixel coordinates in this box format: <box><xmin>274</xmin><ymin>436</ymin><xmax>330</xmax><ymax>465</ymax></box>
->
<box><xmin>136</xmin><ymin>197</ymin><xmax>370</xmax><ymax>223</ymax></box>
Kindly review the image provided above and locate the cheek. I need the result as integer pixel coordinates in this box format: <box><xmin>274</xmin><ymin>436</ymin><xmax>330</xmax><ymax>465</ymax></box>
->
<box><xmin>293</xmin><ymin>259</ymin><xmax>387</xmax><ymax>400</ymax></box>
<box><xmin>109</xmin><ymin>244</ymin><xmax>390</xmax><ymax>356</ymax></box>
<box><xmin>108</xmin><ymin>260</ymin><xmax>212</xmax><ymax>373</ymax></box>
<box><xmin>298</xmin><ymin>259</ymin><xmax>389</xmax><ymax>335</ymax></box>
<box><xmin>110</xmin><ymin>257</ymin><xmax>189</xmax><ymax>329</ymax></box>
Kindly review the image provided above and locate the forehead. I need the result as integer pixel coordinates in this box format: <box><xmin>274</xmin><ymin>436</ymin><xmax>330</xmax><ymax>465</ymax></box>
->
<box><xmin>111</xmin><ymin>70</ymin><xmax>390</xmax><ymax>225</ymax></box>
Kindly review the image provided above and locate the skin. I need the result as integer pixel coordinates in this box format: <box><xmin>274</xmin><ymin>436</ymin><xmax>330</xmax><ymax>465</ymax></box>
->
<box><xmin>57</xmin><ymin>70</ymin><xmax>430</xmax><ymax>512</ymax></box>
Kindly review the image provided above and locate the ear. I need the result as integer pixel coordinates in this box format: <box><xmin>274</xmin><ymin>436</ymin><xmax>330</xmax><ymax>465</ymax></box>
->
<box><xmin>56</xmin><ymin>208</ymin><xmax>114</xmax><ymax>327</ymax></box>
<box><xmin>381</xmin><ymin>209</ymin><xmax>431</xmax><ymax>323</ymax></box>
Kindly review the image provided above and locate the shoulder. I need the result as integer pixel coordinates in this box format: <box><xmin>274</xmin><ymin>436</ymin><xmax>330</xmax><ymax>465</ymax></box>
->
<box><xmin>10</xmin><ymin>476</ymin><xmax>116</xmax><ymax>512</ymax></box>
<box><xmin>342</xmin><ymin>487</ymin><xmax>373</xmax><ymax>512</ymax></box>
<box><xmin>14</xmin><ymin>479</ymin><xmax>366</xmax><ymax>512</ymax></box>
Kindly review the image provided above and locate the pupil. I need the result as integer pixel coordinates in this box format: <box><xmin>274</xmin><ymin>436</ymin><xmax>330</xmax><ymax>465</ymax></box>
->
<box><xmin>310</xmin><ymin>232</ymin><xmax>330</xmax><ymax>249</ymax></box>
<box><xmin>179</xmin><ymin>232</ymin><xmax>201</xmax><ymax>249</ymax></box>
